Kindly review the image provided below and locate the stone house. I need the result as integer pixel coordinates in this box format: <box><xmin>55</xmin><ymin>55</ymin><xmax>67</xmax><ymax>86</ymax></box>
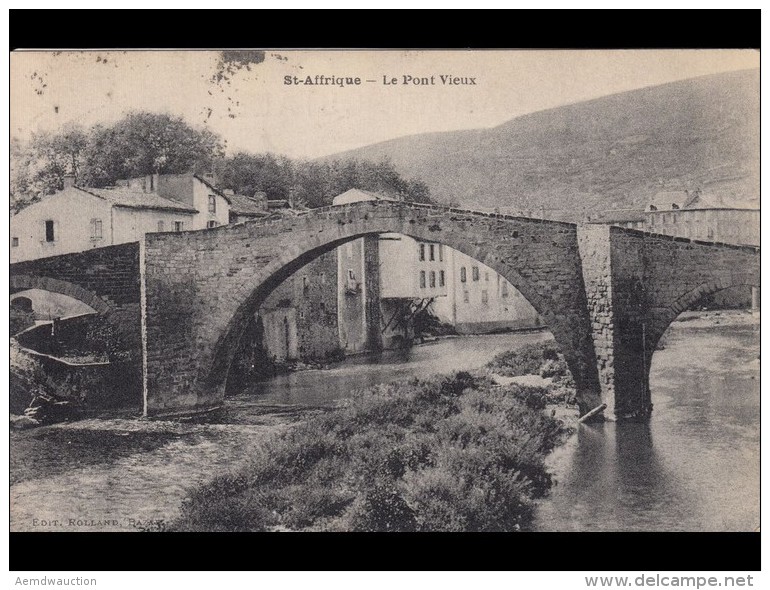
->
<box><xmin>10</xmin><ymin>172</ymin><xmax>236</xmax><ymax>263</ymax></box>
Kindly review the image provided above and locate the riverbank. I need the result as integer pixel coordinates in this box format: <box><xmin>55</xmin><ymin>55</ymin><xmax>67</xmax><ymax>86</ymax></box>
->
<box><xmin>12</xmin><ymin>310</ymin><xmax>754</xmax><ymax>532</ymax></box>
<box><xmin>173</xmin><ymin>367</ymin><xmax>576</xmax><ymax>532</ymax></box>
<box><xmin>10</xmin><ymin>335</ymin><xmax>576</xmax><ymax>532</ymax></box>
<box><xmin>10</xmin><ymin>410</ymin><xmax>312</xmax><ymax>531</ymax></box>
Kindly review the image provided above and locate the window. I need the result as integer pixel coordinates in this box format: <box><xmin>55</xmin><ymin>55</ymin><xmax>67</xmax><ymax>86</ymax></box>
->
<box><xmin>472</xmin><ymin>266</ymin><xmax>479</xmax><ymax>281</ymax></box>
<box><xmin>460</xmin><ymin>267</ymin><xmax>467</xmax><ymax>283</ymax></box>
<box><xmin>439</xmin><ymin>270</ymin><xmax>445</xmax><ymax>287</ymax></box>
<box><xmin>11</xmin><ymin>237</ymin><xmax>18</xmax><ymax>247</ymax></box>
<box><xmin>320</xmin><ymin>273</ymin><xmax>326</xmax><ymax>285</ymax></box>
<box><xmin>419</xmin><ymin>271</ymin><xmax>426</xmax><ymax>288</ymax></box>
<box><xmin>90</xmin><ymin>219</ymin><xmax>103</xmax><ymax>239</ymax></box>
<box><xmin>174</xmin><ymin>221</ymin><xmax>184</xmax><ymax>232</ymax></box>
<box><xmin>45</xmin><ymin>220</ymin><xmax>55</xmax><ymax>242</ymax></box>
<box><xmin>485</xmin><ymin>271</ymin><xmax>489</xmax><ymax>282</ymax></box>
<box><xmin>481</xmin><ymin>290</ymin><xmax>489</xmax><ymax>305</ymax></box>
<box><xmin>157</xmin><ymin>221</ymin><xmax>164</xmax><ymax>232</ymax></box>
<box><xmin>208</xmin><ymin>195</ymin><xmax>217</xmax><ymax>213</ymax></box>
<box><xmin>302</xmin><ymin>276</ymin><xmax>309</xmax><ymax>292</ymax></box>
<box><xmin>672</xmin><ymin>203</ymin><xmax>680</xmax><ymax>210</ymax></box>
<box><xmin>348</xmin><ymin>269</ymin><xmax>355</xmax><ymax>280</ymax></box>
<box><xmin>438</xmin><ymin>245</ymin><xmax>443</xmax><ymax>261</ymax></box>
<box><xmin>419</xmin><ymin>243</ymin><xmax>425</xmax><ymax>261</ymax></box>
<box><xmin>463</xmin><ymin>290</ymin><xmax>469</xmax><ymax>303</ymax></box>
<box><xmin>649</xmin><ymin>205</ymin><xmax>657</xmax><ymax>211</ymax></box>
<box><xmin>429</xmin><ymin>271</ymin><xmax>436</xmax><ymax>288</ymax></box>
<box><xmin>207</xmin><ymin>220</ymin><xmax>219</xmax><ymax>229</ymax></box>
<box><xmin>429</xmin><ymin>244</ymin><xmax>435</xmax><ymax>261</ymax></box>
<box><xmin>501</xmin><ymin>282</ymin><xmax>509</xmax><ymax>298</ymax></box>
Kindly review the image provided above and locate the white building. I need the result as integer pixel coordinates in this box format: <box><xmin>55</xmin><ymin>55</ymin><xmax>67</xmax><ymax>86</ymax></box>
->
<box><xmin>332</xmin><ymin>188</ymin><xmax>449</xmax><ymax>349</ymax></box>
<box><xmin>431</xmin><ymin>249</ymin><xmax>541</xmax><ymax>334</ymax></box>
<box><xmin>10</xmin><ymin>173</ymin><xmax>238</xmax><ymax>263</ymax></box>
<box><xmin>331</xmin><ymin>188</ymin><xmax>541</xmax><ymax>341</ymax></box>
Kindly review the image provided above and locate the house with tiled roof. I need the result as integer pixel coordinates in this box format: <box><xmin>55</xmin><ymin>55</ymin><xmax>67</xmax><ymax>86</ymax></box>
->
<box><xmin>225</xmin><ymin>191</ymin><xmax>269</xmax><ymax>222</ymax></box>
<box><xmin>10</xmin><ymin>172</ymin><xmax>235</xmax><ymax>262</ymax></box>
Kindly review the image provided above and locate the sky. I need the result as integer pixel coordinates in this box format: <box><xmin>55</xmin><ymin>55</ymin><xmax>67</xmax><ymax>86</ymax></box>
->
<box><xmin>10</xmin><ymin>49</ymin><xmax>760</xmax><ymax>160</ymax></box>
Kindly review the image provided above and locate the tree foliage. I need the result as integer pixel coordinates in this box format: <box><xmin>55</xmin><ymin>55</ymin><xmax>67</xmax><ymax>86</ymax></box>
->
<box><xmin>11</xmin><ymin>112</ymin><xmax>224</xmax><ymax>210</ymax></box>
<box><xmin>11</xmin><ymin>111</ymin><xmax>431</xmax><ymax>211</ymax></box>
<box><xmin>216</xmin><ymin>153</ymin><xmax>432</xmax><ymax>208</ymax></box>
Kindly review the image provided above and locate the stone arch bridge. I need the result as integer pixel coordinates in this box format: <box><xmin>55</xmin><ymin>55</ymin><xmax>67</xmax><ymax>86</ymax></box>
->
<box><xmin>10</xmin><ymin>201</ymin><xmax>760</xmax><ymax>421</ymax></box>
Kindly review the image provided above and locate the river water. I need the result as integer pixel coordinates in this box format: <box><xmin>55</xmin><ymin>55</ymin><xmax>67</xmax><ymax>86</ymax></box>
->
<box><xmin>10</xmin><ymin>312</ymin><xmax>759</xmax><ymax>532</ymax></box>
<box><xmin>532</xmin><ymin>311</ymin><xmax>760</xmax><ymax>532</ymax></box>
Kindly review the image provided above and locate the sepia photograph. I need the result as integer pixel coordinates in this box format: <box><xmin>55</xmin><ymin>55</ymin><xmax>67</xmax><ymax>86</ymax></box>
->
<box><xmin>9</xmin><ymin>45</ymin><xmax>760</xmax><ymax>550</ymax></box>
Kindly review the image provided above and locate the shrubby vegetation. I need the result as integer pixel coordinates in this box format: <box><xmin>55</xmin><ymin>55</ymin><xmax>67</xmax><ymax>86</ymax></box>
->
<box><xmin>486</xmin><ymin>341</ymin><xmax>561</xmax><ymax>377</ymax></box>
<box><xmin>174</xmin><ymin>367</ymin><xmax>575</xmax><ymax>532</ymax></box>
<box><xmin>486</xmin><ymin>341</ymin><xmax>577</xmax><ymax>406</ymax></box>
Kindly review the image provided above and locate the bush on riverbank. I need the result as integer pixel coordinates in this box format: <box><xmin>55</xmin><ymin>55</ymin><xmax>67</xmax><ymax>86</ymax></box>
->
<box><xmin>486</xmin><ymin>341</ymin><xmax>566</xmax><ymax>377</ymax></box>
<box><xmin>173</xmin><ymin>371</ymin><xmax>567</xmax><ymax>532</ymax></box>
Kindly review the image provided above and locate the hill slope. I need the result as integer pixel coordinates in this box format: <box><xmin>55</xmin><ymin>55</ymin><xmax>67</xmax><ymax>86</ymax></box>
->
<box><xmin>324</xmin><ymin>69</ymin><xmax>759</xmax><ymax>218</ymax></box>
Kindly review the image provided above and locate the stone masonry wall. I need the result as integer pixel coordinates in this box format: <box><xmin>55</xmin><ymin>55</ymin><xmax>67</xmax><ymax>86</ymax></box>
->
<box><xmin>576</xmin><ymin>224</ymin><xmax>615</xmax><ymax>415</ymax></box>
<box><xmin>261</xmin><ymin>250</ymin><xmax>339</xmax><ymax>361</ymax></box>
<box><xmin>10</xmin><ymin>242</ymin><xmax>141</xmax><ymax>309</ymax></box>
<box><xmin>363</xmin><ymin>235</ymin><xmax>383</xmax><ymax>352</ymax></box>
<box><xmin>10</xmin><ymin>242</ymin><xmax>144</xmax><ymax>411</ymax></box>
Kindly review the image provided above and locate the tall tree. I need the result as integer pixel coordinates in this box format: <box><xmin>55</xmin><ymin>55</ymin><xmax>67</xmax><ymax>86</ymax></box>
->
<box><xmin>81</xmin><ymin>112</ymin><xmax>224</xmax><ymax>186</ymax></box>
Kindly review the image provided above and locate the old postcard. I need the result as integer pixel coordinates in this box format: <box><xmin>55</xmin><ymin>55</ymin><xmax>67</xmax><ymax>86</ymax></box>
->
<box><xmin>9</xmin><ymin>49</ymin><xmax>760</xmax><ymax>538</ymax></box>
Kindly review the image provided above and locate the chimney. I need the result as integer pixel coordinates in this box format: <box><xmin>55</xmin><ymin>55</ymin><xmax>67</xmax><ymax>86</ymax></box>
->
<box><xmin>62</xmin><ymin>175</ymin><xmax>75</xmax><ymax>189</ymax></box>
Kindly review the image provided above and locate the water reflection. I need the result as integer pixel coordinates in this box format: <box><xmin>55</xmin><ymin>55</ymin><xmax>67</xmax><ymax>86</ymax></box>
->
<box><xmin>228</xmin><ymin>331</ymin><xmax>550</xmax><ymax>411</ymax></box>
<box><xmin>533</xmin><ymin>314</ymin><xmax>759</xmax><ymax>531</ymax></box>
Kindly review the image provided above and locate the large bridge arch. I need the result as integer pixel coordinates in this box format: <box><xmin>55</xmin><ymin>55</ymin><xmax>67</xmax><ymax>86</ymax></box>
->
<box><xmin>142</xmin><ymin>201</ymin><xmax>604</xmax><ymax>417</ymax></box>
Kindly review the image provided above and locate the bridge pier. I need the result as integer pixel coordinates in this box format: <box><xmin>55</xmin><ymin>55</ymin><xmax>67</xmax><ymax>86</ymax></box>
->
<box><xmin>578</xmin><ymin>224</ymin><xmax>655</xmax><ymax>422</ymax></box>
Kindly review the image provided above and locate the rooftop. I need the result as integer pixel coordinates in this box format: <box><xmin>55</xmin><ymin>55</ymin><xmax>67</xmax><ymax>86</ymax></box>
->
<box><xmin>228</xmin><ymin>193</ymin><xmax>269</xmax><ymax>216</ymax></box>
<box><xmin>78</xmin><ymin>186</ymin><xmax>198</xmax><ymax>213</ymax></box>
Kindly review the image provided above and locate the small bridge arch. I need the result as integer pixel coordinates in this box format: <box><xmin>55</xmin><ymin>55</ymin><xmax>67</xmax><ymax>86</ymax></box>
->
<box><xmin>597</xmin><ymin>226</ymin><xmax>761</xmax><ymax>420</ymax></box>
<box><xmin>10</xmin><ymin>274</ymin><xmax>113</xmax><ymax>315</ymax></box>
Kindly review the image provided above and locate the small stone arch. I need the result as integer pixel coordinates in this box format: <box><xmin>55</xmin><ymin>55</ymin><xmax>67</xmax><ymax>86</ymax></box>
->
<box><xmin>9</xmin><ymin>274</ymin><xmax>113</xmax><ymax>315</ymax></box>
<box><xmin>647</xmin><ymin>278</ymin><xmax>760</xmax><ymax>355</ymax></box>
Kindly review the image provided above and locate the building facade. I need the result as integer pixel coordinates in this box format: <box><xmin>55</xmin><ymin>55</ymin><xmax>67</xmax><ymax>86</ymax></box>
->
<box><xmin>431</xmin><ymin>249</ymin><xmax>541</xmax><ymax>334</ymax></box>
<box><xmin>10</xmin><ymin>172</ymin><xmax>242</xmax><ymax>263</ymax></box>
<box><xmin>589</xmin><ymin>190</ymin><xmax>759</xmax><ymax>247</ymax></box>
